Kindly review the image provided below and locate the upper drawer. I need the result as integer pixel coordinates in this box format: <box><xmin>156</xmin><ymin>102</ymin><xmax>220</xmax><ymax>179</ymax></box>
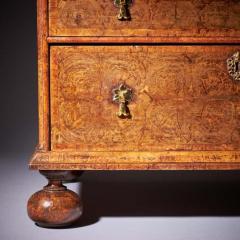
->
<box><xmin>49</xmin><ymin>0</ymin><xmax>240</xmax><ymax>38</ymax></box>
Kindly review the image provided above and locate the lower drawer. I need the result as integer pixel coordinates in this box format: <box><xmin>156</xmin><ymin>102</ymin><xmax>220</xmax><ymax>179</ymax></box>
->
<box><xmin>50</xmin><ymin>45</ymin><xmax>240</xmax><ymax>152</ymax></box>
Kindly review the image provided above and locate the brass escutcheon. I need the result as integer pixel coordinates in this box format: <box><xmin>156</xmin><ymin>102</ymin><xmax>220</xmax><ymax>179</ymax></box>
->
<box><xmin>112</xmin><ymin>83</ymin><xmax>133</xmax><ymax>119</ymax></box>
<box><xmin>114</xmin><ymin>0</ymin><xmax>132</xmax><ymax>21</ymax></box>
<box><xmin>227</xmin><ymin>51</ymin><xmax>240</xmax><ymax>81</ymax></box>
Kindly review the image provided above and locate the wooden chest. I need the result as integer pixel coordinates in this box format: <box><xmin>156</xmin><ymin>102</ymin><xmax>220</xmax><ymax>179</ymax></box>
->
<box><xmin>28</xmin><ymin>0</ymin><xmax>240</xmax><ymax>227</ymax></box>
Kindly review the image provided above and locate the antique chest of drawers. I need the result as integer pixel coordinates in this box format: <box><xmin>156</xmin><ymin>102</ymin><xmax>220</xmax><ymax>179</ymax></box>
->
<box><xmin>28</xmin><ymin>0</ymin><xmax>240</xmax><ymax>227</ymax></box>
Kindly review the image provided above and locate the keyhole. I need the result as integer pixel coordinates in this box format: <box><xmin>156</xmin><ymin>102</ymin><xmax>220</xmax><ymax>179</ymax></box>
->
<box><xmin>236</xmin><ymin>61</ymin><xmax>240</xmax><ymax>72</ymax></box>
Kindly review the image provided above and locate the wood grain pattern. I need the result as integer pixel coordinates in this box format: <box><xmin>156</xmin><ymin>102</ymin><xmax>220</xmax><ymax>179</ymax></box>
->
<box><xmin>37</xmin><ymin>0</ymin><xmax>50</xmax><ymax>150</ymax></box>
<box><xmin>29</xmin><ymin>151</ymin><xmax>240</xmax><ymax>170</ymax></box>
<box><xmin>27</xmin><ymin>171</ymin><xmax>82</xmax><ymax>227</ymax></box>
<box><xmin>49</xmin><ymin>0</ymin><xmax>240</xmax><ymax>38</ymax></box>
<box><xmin>50</xmin><ymin>45</ymin><xmax>240</xmax><ymax>152</ymax></box>
<box><xmin>28</xmin><ymin>0</ymin><xmax>240</xmax><ymax>228</ymax></box>
<box><xmin>47</xmin><ymin>36</ymin><xmax>240</xmax><ymax>44</ymax></box>
<box><xmin>29</xmin><ymin>0</ymin><xmax>240</xmax><ymax>172</ymax></box>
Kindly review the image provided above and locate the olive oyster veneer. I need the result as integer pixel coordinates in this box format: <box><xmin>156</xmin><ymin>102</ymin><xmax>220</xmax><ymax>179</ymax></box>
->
<box><xmin>28</xmin><ymin>0</ymin><xmax>240</xmax><ymax>227</ymax></box>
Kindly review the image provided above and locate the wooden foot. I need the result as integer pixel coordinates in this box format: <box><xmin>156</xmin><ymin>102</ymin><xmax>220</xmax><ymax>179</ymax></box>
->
<box><xmin>27</xmin><ymin>171</ymin><xmax>83</xmax><ymax>228</ymax></box>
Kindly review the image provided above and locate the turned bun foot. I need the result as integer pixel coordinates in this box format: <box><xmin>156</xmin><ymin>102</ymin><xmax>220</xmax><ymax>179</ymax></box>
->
<box><xmin>27</xmin><ymin>171</ymin><xmax>83</xmax><ymax>228</ymax></box>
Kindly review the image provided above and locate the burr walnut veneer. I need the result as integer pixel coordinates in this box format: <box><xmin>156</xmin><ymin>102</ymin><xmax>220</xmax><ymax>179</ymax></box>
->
<box><xmin>28</xmin><ymin>0</ymin><xmax>240</xmax><ymax>227</ymax></box>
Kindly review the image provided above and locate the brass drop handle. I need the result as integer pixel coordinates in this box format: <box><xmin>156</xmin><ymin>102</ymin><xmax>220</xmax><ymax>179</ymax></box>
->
<box><xmin>112</xmin><ymin>83</ymin><xmax>133</xmax><ymax>119</ymax></box>
<box><xmin>114</xmin><ymin>0</ymin><xmax>132</xmax><ymax>21</ymax></box>
<box><xmin>227</xmin><ymin>51</ymin><xmax>240</xmax><ymax>81</ymax></box>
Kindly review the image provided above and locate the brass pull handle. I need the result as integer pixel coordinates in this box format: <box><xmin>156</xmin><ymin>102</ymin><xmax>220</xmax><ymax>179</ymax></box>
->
<box><xmin>114</xmin><ymin>0</ymin><xmax>132</xmax><ymax>21</ymax></box>
<box><xmin>112</xmin><ymin>83</ymin><xmax>133</xmax><ymax>119</ymax></box>
<box><xmin>227</xmin><ymin>51</ymin><xmax>240</xmax><ymax>81</ymax></box>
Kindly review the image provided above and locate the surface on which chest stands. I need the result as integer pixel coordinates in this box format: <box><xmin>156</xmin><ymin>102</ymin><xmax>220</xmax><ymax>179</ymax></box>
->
<box><xmin>27</xmin><ymin>0</ymin><xmax>240</xmax><ymax>228</ymax></box>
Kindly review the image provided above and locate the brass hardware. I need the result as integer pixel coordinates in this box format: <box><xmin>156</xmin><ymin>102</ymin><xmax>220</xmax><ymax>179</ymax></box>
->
<box><xmin>114</xmin><ymin>0</ymin><xmax>132</xmax><ymax>21</ymax></box>
<box><xmin>227</xmin><ymin>51</ymin><xmax>240</xmax><ymax>81</ymax></box>
<box><xmin>112</xmin><ymin>83</ymin><xmax>133</xmax><ymax>119</ymax></box>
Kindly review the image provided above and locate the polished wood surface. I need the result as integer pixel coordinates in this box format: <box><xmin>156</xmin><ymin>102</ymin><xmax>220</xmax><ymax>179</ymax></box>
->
<box><xmin>50</xmin><ymin>45</ymin><xmax>240</xmax><ymax>152</ymax></box>
<box><xmin>47</xmin><ymin>36</ymin><xmax>240</xmax><ymax>44</ymax></box>
<box><xmin>27</xmin><ymin>171</ymin><xmax>82</xmax><ymax>227</ymax></box>
<box><xmin>37</xmin><ymin>0</ymin><xmax>50</xmax><ymax>151</ymax></box>
<box><xmin>29</xmin><ymin>0</ymin><xmax>240</xmax><ymax>171</ymax></box>
<box><xmin>49</xmin><ymin>0</ymin><xmax>240</xmax><ymax>38</ymax></box>
<box><xmin>30</xmin><ymin>151</ymin><xmax>240</xmax><ymax>170</ymax></box>
<box><xmin>28</xmin><ymin>0</ymin><xmax>240</xmax><ymax>228</ymax></box>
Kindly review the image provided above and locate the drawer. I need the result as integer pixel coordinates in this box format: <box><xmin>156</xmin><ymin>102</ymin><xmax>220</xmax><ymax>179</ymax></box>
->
<box><xmin>50</xmin><ymin>45</ymin><xmax>240</xmax><ymax>152</ymax></box>
<box><xmin>49</xmin><ymin>0</ymin><xmax>240</xmax><ymax>38</ymax></box>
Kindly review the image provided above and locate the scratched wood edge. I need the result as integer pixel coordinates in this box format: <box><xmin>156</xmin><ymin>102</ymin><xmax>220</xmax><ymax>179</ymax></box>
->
<box><xmin>29</xmin><ymin>151</ymin><xmax>240</xmax><ymax>170</ymax></box>
<box><xmin>37</xmin><ymin>0</ymin><xmax>49</xmax><ymax>151</ymax></box>
<box><xmin>47</xmin><ymin>36</ymin><xmax>240</xmax><ymax>44</ymax></box>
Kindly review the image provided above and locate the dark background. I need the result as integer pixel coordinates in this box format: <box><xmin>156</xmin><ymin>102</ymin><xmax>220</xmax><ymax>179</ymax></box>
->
<box><xmin>0</xmin><ymin>0</ymin><xmax>38</xmax><ymax>154</ymax></box>
<box><xmin>1</xmin><ymin>1</ymin><xmax>240</xmax><ymax>239</ymax></box>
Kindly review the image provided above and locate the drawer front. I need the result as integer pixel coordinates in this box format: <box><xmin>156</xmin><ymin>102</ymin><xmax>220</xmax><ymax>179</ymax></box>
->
<box><xmin>49</xmin><ymin>0</ymin><xmax>240</xmax><ymax>37</ymax></box>
<box><xmin>50</xmin><ymin>45</ymin><xmax>240</xmax><ymax>151</ymax></box>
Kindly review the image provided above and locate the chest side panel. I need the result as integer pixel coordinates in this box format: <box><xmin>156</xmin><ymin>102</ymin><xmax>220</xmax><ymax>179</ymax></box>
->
<box><xmin>50</xmin><ymin>45</ymin><xmax>240</xmax><ymax>152</ymax></box>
